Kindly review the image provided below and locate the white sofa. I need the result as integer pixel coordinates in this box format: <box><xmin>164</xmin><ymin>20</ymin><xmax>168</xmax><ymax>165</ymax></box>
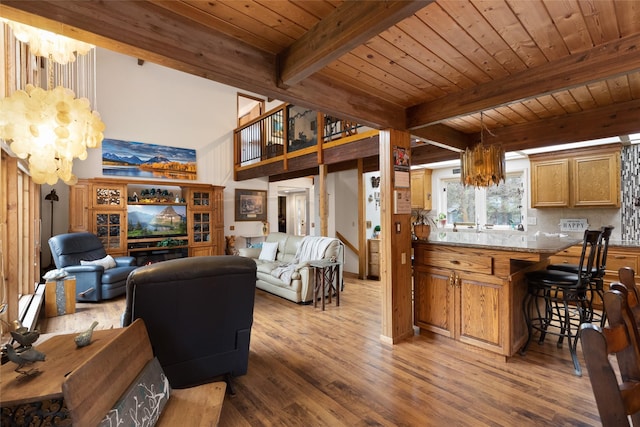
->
<box><xmin>238</xmin><ymin>232</ymin><xmax>344</xmax><ymax>303</ymax></box>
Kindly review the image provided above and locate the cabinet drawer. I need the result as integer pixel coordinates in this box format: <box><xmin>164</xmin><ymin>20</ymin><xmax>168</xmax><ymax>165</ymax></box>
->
<box><xmin>548</xmin><ymin>255</ymin><xmax>581</xmax><ymax>266</ymax></box>
<box><xmin>369</xmin><ymin>253</ymin><xmax>380</xmax><ymax>264</ymax></box>
<box><xmin>606</xmin><ymin>253</ymin><xmax>638</xmax><ymax>275</ymax></box>
<box><xmin>369</xmin><ymin>264</ymin><xmax>380</xmax><ymax>277</ymax></box>
<box><xmin>419</xmin><ymin>251</ymin><xmax>493</xmax><ymax>275</ymax></box>
<box><xmin>369</xmin><ymin>239</ymin><xmax>380</xmax><ymax>253</ymax></box>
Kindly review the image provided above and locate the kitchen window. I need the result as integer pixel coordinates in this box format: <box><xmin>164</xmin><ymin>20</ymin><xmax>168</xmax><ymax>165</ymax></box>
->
<box><xmin>441</xmin><ymin>173</ymin><xmax>526</xmax><ymax>229</ymax></box>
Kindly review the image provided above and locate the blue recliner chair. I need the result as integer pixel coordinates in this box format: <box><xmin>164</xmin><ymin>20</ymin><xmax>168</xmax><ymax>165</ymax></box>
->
<box><xmin>48</xmin><ymin>232</ymin><xmax>137</xmax><ymax>302</ymax></box>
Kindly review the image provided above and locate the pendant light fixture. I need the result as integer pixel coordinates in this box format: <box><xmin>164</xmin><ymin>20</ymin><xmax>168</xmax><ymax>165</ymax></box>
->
<box><xmin>460</xmin><ymin>112</ymin><xmax>505</xmax><ymax>187</ymax></box>
<box><xmin>0</xmin><ymin>19</ymin><xmax>105</xmax><ymax>185</ymax></box>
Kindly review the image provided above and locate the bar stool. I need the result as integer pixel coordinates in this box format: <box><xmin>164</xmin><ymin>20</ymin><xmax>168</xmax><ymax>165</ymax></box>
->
<box><xmin>520</xmin><ymin>229</ymin><xmax>601</xmax><ymax>376</ymax></box>
<box><xmin>547</xmin><ymin>226</ymin><xmax>614</xmax><ymax>325</ymax></box>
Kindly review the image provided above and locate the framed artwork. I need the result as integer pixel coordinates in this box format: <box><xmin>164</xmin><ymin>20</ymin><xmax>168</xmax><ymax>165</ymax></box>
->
<box><xmin>102</xmin><ymin>138</ymin><xmax>197</xmax><ymax>180</ymax></box>
<box><xmin>235</xmin><ymin>189</ymin><xmax>267</xmax><ymax>221</ymax></box>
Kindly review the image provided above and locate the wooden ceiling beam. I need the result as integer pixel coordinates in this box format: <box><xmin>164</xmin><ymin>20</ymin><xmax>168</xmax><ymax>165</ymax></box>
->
<box><xmin>410</xmin><ymin>124</ymin><xmax>470</xmax><ymax>151</ymax></box>
<box><xmin>279</xmin><ymin>0</ymin><xmax>430</xmax><ymax>87</ymax></box>
<box><xmin>0</xmin><ymin>1</ymin><xmax>405</xmax><ymax>130</ymax></box>
<box><xmin>475</xmin><ymin>98</ymin><xmax>640</xmax><ymax>152</ymax></box>
<box><xmin>407</xmin><ymin>32</ymin><xmax>640</xmax><ymax>129</ymax></box>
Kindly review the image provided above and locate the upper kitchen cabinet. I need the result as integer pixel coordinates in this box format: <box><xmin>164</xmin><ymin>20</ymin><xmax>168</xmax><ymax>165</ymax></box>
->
<box><xmin>411</xmin><ymin>168</ymin><xmax>432</xmax><ymax>210</ymax></box>
<box><xmin>530</xmin><ymin>144</ymin><xmax>621</xmax><ymax>208</ymax></box>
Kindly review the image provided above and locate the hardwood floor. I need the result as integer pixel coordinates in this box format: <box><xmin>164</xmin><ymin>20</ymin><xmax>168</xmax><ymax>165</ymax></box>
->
<box><xmin>39</xmin><ymin>274</ymin><xmax>602</xmax><ymax>426</ymax></box>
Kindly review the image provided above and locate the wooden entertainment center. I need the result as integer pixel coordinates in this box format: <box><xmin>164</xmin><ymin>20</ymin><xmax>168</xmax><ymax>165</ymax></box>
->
<box><xmin>69</xmin><ymin>178</ymin><xmax>224</xmax><ymax>263</ymax></box>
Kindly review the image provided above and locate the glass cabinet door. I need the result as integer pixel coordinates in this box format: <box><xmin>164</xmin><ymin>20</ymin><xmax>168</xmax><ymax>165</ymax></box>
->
<box><xmin>93</xmin><ymin>184</ymin><xmax>125</xmax><ymax>207</ymax></box>
<box><xmin>191</xmin><ymin>191</ymin><xmax>210</xmax><ymax>207</ymax></box>
<box><xmin>192</xmin><ymin>212</ymin><xmax>211</xmax><ymax>243</ymax></box>
<box><xmin>95</xmin><ymin>212</ymin><xmax>123</xmax><ymax>250</ymax></box>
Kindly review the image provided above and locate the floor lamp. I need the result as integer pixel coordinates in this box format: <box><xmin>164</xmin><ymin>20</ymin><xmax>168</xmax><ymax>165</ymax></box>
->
<box><xmin>45</xmin><ymin>189</ymin><xmax>59</xmax><ymax>268</ymax></box>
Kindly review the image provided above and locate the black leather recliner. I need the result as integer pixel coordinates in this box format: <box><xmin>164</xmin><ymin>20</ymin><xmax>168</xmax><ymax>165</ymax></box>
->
<box><xmin>121</xmin><ymin>255</ymin><xmax>257</xmax><ymax>389</ymax></box>
<box><xmin>48</xmin><ymin>232</ymin><xmax>137</xmax><ymax>302</ymax></box>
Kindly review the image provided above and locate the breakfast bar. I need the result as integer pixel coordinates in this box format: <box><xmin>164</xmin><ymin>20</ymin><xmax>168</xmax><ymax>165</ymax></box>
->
<box><xmin>412</xmin><ymin>232</ymin><xmax>581</xmax><ymax>358</ymax></box>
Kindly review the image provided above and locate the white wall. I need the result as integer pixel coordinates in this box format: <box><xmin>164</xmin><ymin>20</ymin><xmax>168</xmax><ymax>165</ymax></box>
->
<box><xmin>59</xmin><ymin>48</ymin><xmax>278</xmax><ymax>246</ymax></box>
<box><xmin>333</xmin><ymin>170</ymin><xmax>359</xmax><ymax>272</ymax></box>
<box><xmin>45</xmin><ymin>48</ymin><xmax>364</xmax><ymax>269</ymax></box>
<box><xmin>364</xmin><ymin>171</ymin><xmax>381</xmax><ymax>238</ymax></box>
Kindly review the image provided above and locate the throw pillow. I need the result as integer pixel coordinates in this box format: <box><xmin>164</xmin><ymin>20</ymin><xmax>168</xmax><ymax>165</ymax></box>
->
<box><xmin>259</xmin><ymin>241</ymin><xmax>278</xmax><ymax>261</ymax></box>
<box><xmin>81</xmin><ymin>254</ymin><xmax>117</xmax><ymax>270</ymax></box>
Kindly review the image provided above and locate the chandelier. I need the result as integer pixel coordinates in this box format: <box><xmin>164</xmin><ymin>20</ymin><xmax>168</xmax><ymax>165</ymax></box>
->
<box><xmin>460</xmin><ymin>112</ymin><xmax>505</xmax><ymax>187</ymax></box>
<box><xmin>0</xmin><ymin>19</ymin><xmax>104</xmax><ymax>185</ymax></box>
<box><xmin>1</xmin><ymin>18</ymin><xmax>94</xmax><ymax>65</ymax></box>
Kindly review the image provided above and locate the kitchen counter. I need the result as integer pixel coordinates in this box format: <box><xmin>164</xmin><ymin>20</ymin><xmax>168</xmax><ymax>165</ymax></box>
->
<box><xmin>412</xmin><ymin>233</ymin><xmax>579</xmax><ymax>358</ymax></box>
<box><xmin>609</xmin><ymin>240</ymin><xmax>640</xmax><ymax>248</ymax></box>
<box><xmin>416</xmin><ymin>231</ymin><xmax>581</xmax><ymax>254</ymax></box>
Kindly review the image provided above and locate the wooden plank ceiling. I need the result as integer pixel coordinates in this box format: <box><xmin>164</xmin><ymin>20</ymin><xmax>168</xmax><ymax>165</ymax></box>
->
<box><xmin>2</xmin><ymin>0</ymin><xmax>640</xmax><ymax>166</ymax></box>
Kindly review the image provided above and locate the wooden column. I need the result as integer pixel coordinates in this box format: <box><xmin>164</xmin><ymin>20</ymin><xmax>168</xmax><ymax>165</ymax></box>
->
<box><xmin>379</xmin><ymin>129</ymin><xmax>414</xmax><ymax>344</ymax></box>
<box><xmin>318</xmin><ymin>164</ymin><xmax>328</xmax><ymax>236</ymax></box>
<box><xmin>3</xmin><ymin>154</ymin><xmax>19</xmax><ymax>325</ymax></box>
<box><xmin>358</xmin><ymin>159</ymin><xmax>366</xmax><ymax>279</ymax></box>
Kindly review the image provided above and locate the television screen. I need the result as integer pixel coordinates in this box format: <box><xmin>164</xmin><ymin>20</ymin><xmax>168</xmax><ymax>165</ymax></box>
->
<box><xmin>127</xmin><ymin>204</ymin><xmax>187</xmax><ymax>239</ymax></box>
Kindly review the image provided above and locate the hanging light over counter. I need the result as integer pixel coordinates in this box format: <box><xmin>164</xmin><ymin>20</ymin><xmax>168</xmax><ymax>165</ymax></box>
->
<box><xmin>460</xmin><ymin>112</ymin><xmax>505</xmax><ymax>187</ymax></box>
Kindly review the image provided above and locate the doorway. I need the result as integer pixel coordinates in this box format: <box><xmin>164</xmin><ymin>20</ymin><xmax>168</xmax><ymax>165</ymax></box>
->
<box><xmin>278</xmin><ymin>196</ymin><xmax>286</xmax><ymax>232</ymax></box>
<box><xmin>277</xmin><ymin>187</ymin><xmax>309</xmax><ymax>236</ymax></box>
<box><xmin>237</xmin><ymin>93</ymin><xmax>265</xmax><ymax>127</ymax></box>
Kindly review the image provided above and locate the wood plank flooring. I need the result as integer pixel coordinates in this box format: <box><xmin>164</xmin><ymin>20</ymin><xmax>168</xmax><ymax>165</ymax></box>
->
<box><xmin>39</xmin><ymin>274</ymin><xmax>602</xmax><ymax>426</ymax></box>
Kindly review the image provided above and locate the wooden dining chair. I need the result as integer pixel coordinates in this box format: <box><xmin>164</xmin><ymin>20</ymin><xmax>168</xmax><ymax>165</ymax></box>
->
<box><xmin>580</xmin><ymin>287</ymin><xmax>640</xmax><ymax>426</ymax></box>
<box><xmin>611</xmin><ymin>267</ymin><xmax>640</xmax><ymax>325</ymax></box>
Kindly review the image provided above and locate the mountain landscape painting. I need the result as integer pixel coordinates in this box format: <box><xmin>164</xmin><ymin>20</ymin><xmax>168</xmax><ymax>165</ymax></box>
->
<box><xmin>102</xmin><ymin>138</ymin><xmax>197</xmax><ymax>180</ymax></box>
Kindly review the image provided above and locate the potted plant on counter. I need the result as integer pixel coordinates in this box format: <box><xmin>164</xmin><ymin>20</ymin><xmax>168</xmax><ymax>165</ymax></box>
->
<box><xmin>411</xmin><ymin>209</ymin><xmax>433</xmax><ymax>240</ymax></box>
<box><xmin>438</xmin><ymin>212</ymin><xmax>447</xmax><ymax>228</ymax></box>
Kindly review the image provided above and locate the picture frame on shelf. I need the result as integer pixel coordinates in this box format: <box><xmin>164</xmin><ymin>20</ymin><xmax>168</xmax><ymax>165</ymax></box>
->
<box><xmin>235</xmin><ymin>189</ymin><xmax>267</xmax><ymax>222</ymax></box>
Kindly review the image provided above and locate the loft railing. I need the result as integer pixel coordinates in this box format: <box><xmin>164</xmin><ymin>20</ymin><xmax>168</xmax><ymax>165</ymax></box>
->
<box><xmin>234</xmin><ymin>104</ymin><xmax>364</xmax><ymax>169</ymax></box>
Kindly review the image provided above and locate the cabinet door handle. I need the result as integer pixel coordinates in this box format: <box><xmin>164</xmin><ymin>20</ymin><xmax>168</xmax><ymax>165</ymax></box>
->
<box><xmin>448</xmin><ymin>272</ymin><xmax>455</xmax><ymax>287</ymax></box>
<box><xmin>456</xmin><ymin>277</ymin><xmax>462</xmax><ymax>288</ymax></box>
<box><xmin>614</xmin><ymin>256</ymin><xmax>627</xmax><ymax>259</ymax></box>
<box><xmin>450</xmin><ymin>260</ymin><xmax>460</xmax><ymax>265</ymax></box>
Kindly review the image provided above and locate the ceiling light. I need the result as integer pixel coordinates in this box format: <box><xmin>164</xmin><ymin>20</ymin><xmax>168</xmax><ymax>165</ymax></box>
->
<box><xmin>0</xmin><ymin>19</ymin><xmax>104</xmax><ymax>185</ymax></box>
<box><xmin>1</xmin><ymin>18</ymin><xmax>94</xmax><ymax>64</ymax></box>
<box><xmin>460</xmin><ymin>112</ymin><xmax>505</xmax><ymax>187</ymax></box>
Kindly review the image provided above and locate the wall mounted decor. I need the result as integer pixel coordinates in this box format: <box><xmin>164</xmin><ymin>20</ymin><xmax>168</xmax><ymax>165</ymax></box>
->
<box><xmin>102</xmin><ymin>138</ymin><xmax>196</xmax><ymax>180</ymax></box>
<box><xmin>235</xmin><ymin>189</ymin><xmax>267</xmax><ymax>222</ymax></box>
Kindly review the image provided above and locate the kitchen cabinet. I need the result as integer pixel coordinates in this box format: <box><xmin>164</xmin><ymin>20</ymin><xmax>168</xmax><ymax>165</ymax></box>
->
<box><xmin>530</xmin><ymin>144</ymin><xmax>620</xmax><ymax>208</ymax></box>
<box><xmin>413</xmin><ymin>248</ymin><xmax>504</xmax><ymax>353</ymax></box>
<box><xmin>411</xmin><ymin>168</ymin><xmax>432</xmax><ymax>210</ymax></box>
<box><xmin>412</xmin><ymin>234</ymin><xmax>578</xmax><ymax>357</ymax></box>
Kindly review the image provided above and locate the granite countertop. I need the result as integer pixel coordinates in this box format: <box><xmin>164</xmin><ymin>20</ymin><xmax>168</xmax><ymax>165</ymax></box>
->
<box><xmin>609</xmin><ymin>240</ymin><xmax>640</xmax><ymax>248</ymax></box>
<box><xmin>413</xmin><ymin>231</ymin><xmax>582</xmax><ymax>254</ymax></box>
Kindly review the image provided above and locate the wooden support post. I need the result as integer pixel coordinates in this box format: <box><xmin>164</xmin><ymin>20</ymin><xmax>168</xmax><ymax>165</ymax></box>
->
<box><xmin>358</xmin><ymin>159</ymin><xmax>366</xmax><ymax>279</ymax></box>
<box><xmin>4</xmin><ymin>155</ymin><xmax>19</xmax><ymax>325</ymax></box>
<box><xmin>319</xmin><ymin>164</ymin><xmax>328</xmax><ymax>236</ymax></box>
<box><xmin>378</xmin><ymin>129</ymin><xmax>414</xmax><ymax>344</ymax></box>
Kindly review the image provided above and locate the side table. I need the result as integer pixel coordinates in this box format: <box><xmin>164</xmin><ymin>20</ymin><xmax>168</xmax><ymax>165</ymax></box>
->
<box><xmin>45</xmin><ymin>276</ymin><xmax>76</xmax><ymax>317</ymax></box>
<box><xmin>310</xmin><ymin>260</ymin><xmax>341</xmax><ymax>311</ymax></box>
<box><xmin>1</xmin><ymin>328</ymin><xmax>120</xmax><ymax>425</ymax></box>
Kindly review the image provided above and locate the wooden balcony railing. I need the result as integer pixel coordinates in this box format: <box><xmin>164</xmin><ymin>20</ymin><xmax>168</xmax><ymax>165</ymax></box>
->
<box><xmin>234</xmin><ymin>103</ymin><xmax>364</xmax><ymax>171</ymax></box>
